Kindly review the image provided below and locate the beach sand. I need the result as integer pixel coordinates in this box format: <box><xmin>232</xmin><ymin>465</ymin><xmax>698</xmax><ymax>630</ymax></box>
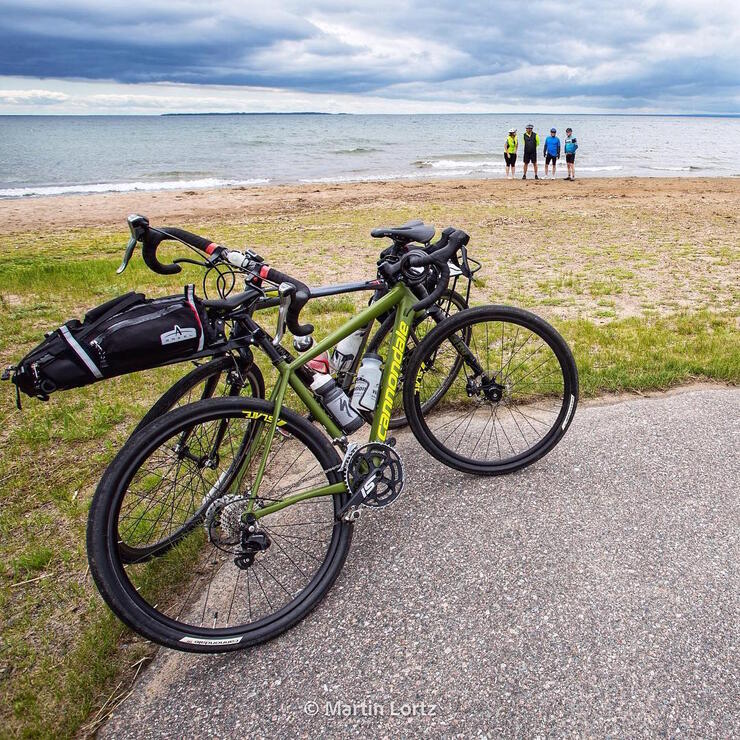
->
<box><xmin>2</xmin><ymin>176</ymin><xmax>736</xmax><ymax>323</ymax></box>
<box><xmin>1</xmin><ymin>176</ymin><xmax>738</xmax><ymax>234</ymax></box>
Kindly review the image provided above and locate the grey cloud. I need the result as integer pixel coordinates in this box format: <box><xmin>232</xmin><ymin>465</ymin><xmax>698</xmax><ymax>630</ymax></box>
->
<box><xmin>0</xmin><ymin>0</ymin><xmax>737</xmax><ymax>112</ymax></box>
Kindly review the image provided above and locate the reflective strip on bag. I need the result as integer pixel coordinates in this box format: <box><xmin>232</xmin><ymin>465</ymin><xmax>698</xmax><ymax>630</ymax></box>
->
<box><xmin>59</xmin><ymin>325</ymin><xmax>103</xmax><ymax>379</ymax></box>
<box><xmin>185</xmin><ymin>284</ymin><xmax>205</xmax><ymax>351</ymax></box>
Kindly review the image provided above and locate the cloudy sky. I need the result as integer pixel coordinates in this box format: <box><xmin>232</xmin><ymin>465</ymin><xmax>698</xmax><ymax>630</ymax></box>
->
<box><xmin>0</xmin><ymin>0</ymin><xmax>738</xmax><ymax>115</ymax></box>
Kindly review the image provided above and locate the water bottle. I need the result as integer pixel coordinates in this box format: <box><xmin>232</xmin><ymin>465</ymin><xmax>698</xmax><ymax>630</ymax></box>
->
<box><xmin>351</xmin><ymin>353</ymin><xmax>383</xmax><ymax>412</ymax></box>
<box><xmin>330</xmin><ymin>329</ymin><xmax>365</xmax><ymax>375</ymax></box>
<box><xmin>310</xmin><ymin>372</ymin><xmax>364</xmax><ymax>434</ymax></box>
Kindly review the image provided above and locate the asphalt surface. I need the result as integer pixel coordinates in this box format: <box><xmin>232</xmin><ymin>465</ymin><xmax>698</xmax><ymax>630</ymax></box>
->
<box><xmin>103</xmin><ymin>387</ymin><xmax>739</xmax><ymax>738</ymax></box>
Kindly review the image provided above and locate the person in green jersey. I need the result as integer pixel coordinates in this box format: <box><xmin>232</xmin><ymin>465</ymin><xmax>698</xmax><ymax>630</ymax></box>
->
<box><xmin>504</xmin><ymin>128</ymin><xmax>518</xmax><ymax>179</ymax></box>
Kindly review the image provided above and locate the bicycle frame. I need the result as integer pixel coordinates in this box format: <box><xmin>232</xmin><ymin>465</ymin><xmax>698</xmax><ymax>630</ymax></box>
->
<box><xmin>247</xmin><ymin>282</ymin><xmax>418</xmax><ymax>519</ymax></box>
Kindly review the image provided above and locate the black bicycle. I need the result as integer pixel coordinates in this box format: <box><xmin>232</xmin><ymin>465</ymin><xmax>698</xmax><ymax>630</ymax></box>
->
<box><xmin>127</xmin><ymin>217</ymin><xmax>474</xmax><ymax>432</ymax></box>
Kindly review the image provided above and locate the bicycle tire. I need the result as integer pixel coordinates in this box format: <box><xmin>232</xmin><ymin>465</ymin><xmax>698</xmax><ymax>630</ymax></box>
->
<box><xmin>403</xmin><ymin>305</ymin><xmax>578</xmax><ymax>475</ymax></box>
<box><xmin>88</xmin><ymin>397</ymin><xmax>352</xmax><ymax>653</ymax></box>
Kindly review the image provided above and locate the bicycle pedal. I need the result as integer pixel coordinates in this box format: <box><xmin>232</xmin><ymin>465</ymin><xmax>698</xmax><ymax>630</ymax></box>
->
<box><xmin>342</xmin><ymin>507</ymin><xmax>362</xmax><ymax>522</ymax></box>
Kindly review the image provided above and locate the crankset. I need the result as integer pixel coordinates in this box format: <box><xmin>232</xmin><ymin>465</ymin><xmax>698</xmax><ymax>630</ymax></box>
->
<box><xmin>338</xmin><ymin>442</ymin><xmax>404</xmax><ymax>520</ymax></box>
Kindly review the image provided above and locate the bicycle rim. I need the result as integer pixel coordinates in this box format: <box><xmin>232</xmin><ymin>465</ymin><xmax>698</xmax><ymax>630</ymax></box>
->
<box><xmin>404</xmin><ymin>306</ymin><xmax>578</xmax><ymax>474</ymax></box>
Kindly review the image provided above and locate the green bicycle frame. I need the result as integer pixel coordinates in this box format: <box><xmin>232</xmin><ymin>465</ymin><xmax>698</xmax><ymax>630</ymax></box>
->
<box><xmin>249</xmin><ymin>282</ymin><xmax>418</xmax><ymax>519</ymax></box>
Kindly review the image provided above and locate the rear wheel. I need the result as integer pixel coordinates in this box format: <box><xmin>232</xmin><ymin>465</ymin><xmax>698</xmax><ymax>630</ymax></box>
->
<box><xmin>403</xmin><ymin>305</ymin><xmax>578</xmax><ymax>475</ymax></box>
<box><xmin>88</xmin><ymin>397</ymin><xmax>352</xmax><ymax>653</ymax></box>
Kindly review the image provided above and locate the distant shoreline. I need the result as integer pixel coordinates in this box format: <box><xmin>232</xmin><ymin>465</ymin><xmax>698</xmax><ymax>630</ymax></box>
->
<box><xmin>160</xmin><ymin>111</ymin><xmax>346</xmax><ymax>116</ymax></box>
<box><xmin>1</xmin><ymin>112</ymin><xmax>739</xmax><ymax>118</ymax></box>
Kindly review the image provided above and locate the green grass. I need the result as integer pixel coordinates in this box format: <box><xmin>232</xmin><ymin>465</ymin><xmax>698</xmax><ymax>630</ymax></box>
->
<box><xmin>0</xmin><ymin>192</ymin><xmax>738</xmax><ymax>738</ymax></box>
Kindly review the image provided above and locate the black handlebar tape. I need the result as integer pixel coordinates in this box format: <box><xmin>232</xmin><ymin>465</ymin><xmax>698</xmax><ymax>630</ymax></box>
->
<box><xmin>412</xmin><ymin>262</ymin><xmax>451</xmax><ymax>311</ymax></box>
<box><xmin>141</xmin><ymin>227</ymin><xmax>224</xmax><ymax>275</ymax></box>
<box><xmin>404</xmin><ymin>229</ymin><xmax>468</xmax><ymax>269</ymax></box>
<box><xmin>259</xmin><ymin>265</ymin><xmax>314</xmax><ymax>337</ymax></box>
<box><xmin>401</xmin><ymin>229</ymin><xmax>469</xmax><ymax>311</ymax></box>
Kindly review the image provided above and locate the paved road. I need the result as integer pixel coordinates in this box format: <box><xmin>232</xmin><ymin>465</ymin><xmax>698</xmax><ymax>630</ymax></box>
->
<box><xmin>103</xmin><ymin>388</ymin><xmax>739</xmax><ymax>738</ymax></box>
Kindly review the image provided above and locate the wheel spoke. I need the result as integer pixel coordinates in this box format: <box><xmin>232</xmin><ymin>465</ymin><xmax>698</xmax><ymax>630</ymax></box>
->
<box><xmin>409</xmin><ymin>310</ymin><xmax>575</xmax><ymax>471</ymax></box>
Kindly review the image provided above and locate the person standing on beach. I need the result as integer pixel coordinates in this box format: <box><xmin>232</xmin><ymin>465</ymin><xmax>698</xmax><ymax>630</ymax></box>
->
<box><xmin>504</xmin><ymin>128</ymin><xmax>518</xmax><ymax>179</ymax></box>
<box><xmin>543</xmin><ymin>128</ymin><xmax>561</xmax><ymax>178</ymax></box>
<box><xmin>564</xmin><ymin>127</ymin><xmax>578</xmax><ymax>180</ymax></box>
<box><xmin>521</xmin><ymin>124</ymin><xmax>540</xmax><ymax>180</ymax></box>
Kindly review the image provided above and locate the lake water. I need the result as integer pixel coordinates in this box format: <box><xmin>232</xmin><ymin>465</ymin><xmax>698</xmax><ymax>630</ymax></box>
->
<box><xmin>1</xmin><ymin>113</ymin><xmax>739</xmax><ymax>197</ymax></box>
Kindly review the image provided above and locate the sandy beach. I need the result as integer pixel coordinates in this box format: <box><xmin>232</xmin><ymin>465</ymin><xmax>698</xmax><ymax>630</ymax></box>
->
<box><xmin>2</xmin><ymin>176</ymin><xmax>737</xmax><ymax>326</ymax></box>
<box><xmin>1</xmin><ymin>176</ymin><xmax>738</xmax><ymax>234</ymax></box>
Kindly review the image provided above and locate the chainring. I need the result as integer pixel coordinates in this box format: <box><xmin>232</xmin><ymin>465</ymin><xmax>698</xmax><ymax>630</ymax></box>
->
<box><xmin>344</xmin><ymin>442</ymin><xmax>404</xmax><ymax>508</ymax></box>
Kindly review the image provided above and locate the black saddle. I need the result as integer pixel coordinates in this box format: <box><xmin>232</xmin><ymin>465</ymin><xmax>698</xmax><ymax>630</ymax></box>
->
<box><xmin>370</xmin><ymin>219</ymin><xmax>435</xmax><ymax>245</ymax></box>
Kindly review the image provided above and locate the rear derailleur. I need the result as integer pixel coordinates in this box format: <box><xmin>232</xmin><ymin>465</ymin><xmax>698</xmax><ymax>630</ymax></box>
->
<box><xmin>234</xmin><ymin>514</ymin><xmax>272</xmax><ymax>570</ymax></box>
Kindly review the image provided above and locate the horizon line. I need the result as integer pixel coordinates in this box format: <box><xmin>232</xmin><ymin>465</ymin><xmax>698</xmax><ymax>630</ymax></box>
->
<box><xmin>1</xmin><ymin>111</ymin><xmax>739</xmax><ymax>118</ymax></box>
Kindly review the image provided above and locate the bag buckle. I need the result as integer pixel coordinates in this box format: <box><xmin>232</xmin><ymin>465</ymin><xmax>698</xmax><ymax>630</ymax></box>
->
<box><xmin>2</xmin><ymin>366</ymin><xmax>22</xmax><ymax>410</ymax></box>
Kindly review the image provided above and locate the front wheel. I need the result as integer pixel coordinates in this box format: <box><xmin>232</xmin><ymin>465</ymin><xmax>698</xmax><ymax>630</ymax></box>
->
<box><xmin>88</xmin><ymin>397</ymin><xmax>352</xmax><ymax>652</ymax></box>
<box><xmin>403</xmin><ymin>305</ymin><xmax>578</xmax><ymax>475</ymax></box>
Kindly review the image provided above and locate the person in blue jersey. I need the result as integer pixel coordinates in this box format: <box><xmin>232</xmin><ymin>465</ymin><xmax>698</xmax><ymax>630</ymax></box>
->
<box><xmin>564</xmin><ymin>127</ymin><xmax>578</xmax><ymax>180</ymax></box>
<box><xmin>543</xmin><ymin>128</ymin><xmax>561</xmax><ymax>178</ymax></box>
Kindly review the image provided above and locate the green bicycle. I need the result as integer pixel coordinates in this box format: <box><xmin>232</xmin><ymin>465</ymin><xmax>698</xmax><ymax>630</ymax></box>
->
<box><xmin>87</xmin><ymin>228</ymin><xmax>579</xmax><ymax>652</ymax></box>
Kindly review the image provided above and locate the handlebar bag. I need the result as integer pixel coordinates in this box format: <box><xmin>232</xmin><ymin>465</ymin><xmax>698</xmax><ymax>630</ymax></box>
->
<box><xmin>11</xmin><ymin>285</ymin><xmax>215</xmax><ymax>400</ymax></box>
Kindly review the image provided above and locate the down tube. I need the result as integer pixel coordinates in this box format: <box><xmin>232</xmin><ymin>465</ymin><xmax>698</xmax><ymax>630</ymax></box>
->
<box><xmin>370</xmin><ymin>289</ymin><xmax>417</xmax><ymax>442</ymax></box>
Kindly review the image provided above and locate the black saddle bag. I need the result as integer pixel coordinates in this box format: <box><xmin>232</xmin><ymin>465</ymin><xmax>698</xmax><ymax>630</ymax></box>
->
<box><xmin>9</xmin><ymin>285</ymin><xmax>217</xmax><ymax>401</ymax></box>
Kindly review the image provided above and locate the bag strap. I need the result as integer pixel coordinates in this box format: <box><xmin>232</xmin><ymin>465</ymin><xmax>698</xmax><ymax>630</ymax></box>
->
<box><xmin>58</xmin><ymin>325</ymin><xmax>103</xmax><ymax>379</ymax></box>
<box><xmin>85</xmin><ymin>291</ymin><xmax>145</xmax><ymax>326</ymax></box>
<box><xmin>184</xmin><ymin>284</ymin><xmax>205</xmax><ymax>351</ymax></box>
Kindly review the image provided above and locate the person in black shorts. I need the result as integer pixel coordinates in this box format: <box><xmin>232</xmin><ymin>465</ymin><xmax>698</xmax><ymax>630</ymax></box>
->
<box><xmin>521</xmin><ymin>124</ymin><xmax>540</xmax><ymax>180</ymax></box>
<box><xmin>504</xmin><ymin>128</ymin><xmax>518</xmax><ymax>179</ymax></box>
<box><xmin>543</xmin><ymin>128</ymin><xmax>561</xmax><ymax>178</ymax></box>
<box><xmin>563</xmin><ymin>127</ymin><xmax>578</xmax><ymax>180</ymax></box>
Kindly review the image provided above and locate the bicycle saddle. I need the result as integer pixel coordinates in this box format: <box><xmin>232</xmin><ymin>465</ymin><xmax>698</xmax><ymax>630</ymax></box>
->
<box><xmin>370</xmin><ymin>219</ymin><xmax>435</xmax><ymax>245</ymax></box>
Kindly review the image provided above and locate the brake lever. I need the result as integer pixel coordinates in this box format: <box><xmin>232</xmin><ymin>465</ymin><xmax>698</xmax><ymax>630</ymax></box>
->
<box><xmin>116</xmin><ymin>236</ymin><xmax>137</xmax><ymax>274</ymax></box>
<box><xmin>273</xmin><ymin>282</ymin><xmax>295</xmax><ymax>346</ymax></box>
<box><xmin>458</xmin><ymin>244</ymin><xmax>473</xmax><ymax>278</ymax></box>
